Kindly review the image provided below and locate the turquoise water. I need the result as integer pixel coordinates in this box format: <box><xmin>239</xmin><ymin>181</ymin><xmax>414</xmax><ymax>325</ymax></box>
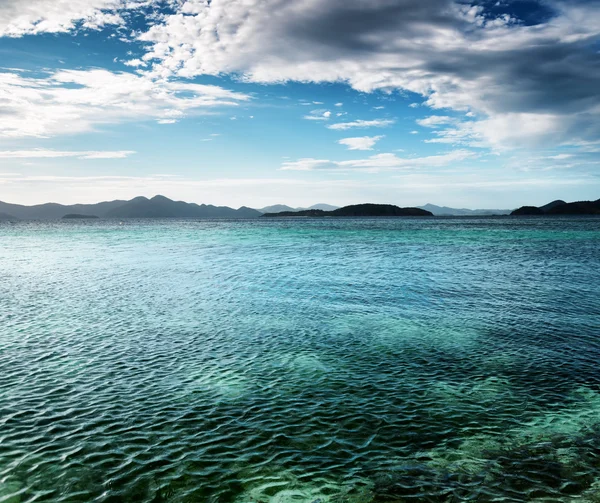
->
<box><xmin>1</xmin><ymin>217</ymin><xmax>600</xmax><ymax>502</ymax></box>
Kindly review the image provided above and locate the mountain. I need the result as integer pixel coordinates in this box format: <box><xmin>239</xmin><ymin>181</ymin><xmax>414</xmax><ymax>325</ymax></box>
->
<box><xmin>258</xmin><ymin>204</ymin><xmax>296</xmax><ymax>213</ymax></box>
<box><xmin>307</xmin><ymin>204</ymin><xmax>339</xmax><ymax>211</ymax></box>
<box><xmin>547</xmin><ymin>199</ymin><xmax>600</xmax><ymax>215</ymax></box>
<box><xmin>0</xmin><ymin>212</ymin><xmax>18</xmax><ymax>221</ymax></box>
<box><xmin>0</xmin><ymin>199</ymin><xmax>127</xmax><ymax>220</ymax></box>
<box><xmin>105</xmin><ymin>196</ymin><xmax>262</xmax><ymax>218</ymax></box>
<box><xmin>0</xmin><ymin>195</ymin><xmax>262</xmax><ymax>219</ymax></box>
<box><xmin>263</xmin><ymin>203</ymin><xmax>432</xmax><ymax>217</ymax></box>
<box><xmin>540</xmin><ymin>200</ymin><xmax>566</xmax><ymax>212</ymax></box>
<box><xmin>419</xmin><ymin>204</ymin><xmax>511</xmax><ymax>216</ymax></box>
<box><xmin>511</xmin><ymin>199</ymin><xmax>600</xmax><ymax>216</ymax></box>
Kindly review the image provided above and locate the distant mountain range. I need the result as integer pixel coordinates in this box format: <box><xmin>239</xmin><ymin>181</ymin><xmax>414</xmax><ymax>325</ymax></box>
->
<box><xmin>0</xmin><ymin>195</ymin><xmax>262</xmax><ymax>220</ymax></box>
<box><xmin>511</xmin><ymin>199</ymin><xmax>600</xmax><ymax>216</ymax></box>
<box><xmin>2</xmin><ymin>195</ymin><xmax>597</xmax><ymax>220</ymax></box>
<box><xmin>418</xmin><ymin>204</ymin><xmax>511</xmax><ymax>216</ymax></box>
<box><xmin>263</xmin><ymin>204</ymin><xmax>432</xmax><ymax>218</ymax></box>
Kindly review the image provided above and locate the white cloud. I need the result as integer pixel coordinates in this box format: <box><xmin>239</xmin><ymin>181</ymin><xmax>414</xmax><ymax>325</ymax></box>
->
<box><xmin>417</xmin><ymin>116</ymin><xmax>456</xmax><ymax>128</ymax></box>
<box><xmin>0</xmin><ymin>69</ymin><xmax>250</xmax><ymax>138</ymax></box>
<box><xmin>123</xmin><ymin>59</ymin><xmax>147</xmax><ymax>67</ymax></box>
<box><xmin>0</xmin><ymin>0</ymin><xmax>150</xmax><ymax>37</ymax></box>
<box><xmin>328</xmin><ymin>119</ymin><xmax>395</xmax><ymax>130</ymax></box>
<box><xmin>338</xmin><ymin>136</ymin><xmax>384</xmax><ymax>151</ymax></box>
<box><xmin>281</xmin><ymin>149</ymin><xmax>476</xmax><ymax>172</ymax></box>
<box><xmin>335</xmin><ymin>102</ymin><xmax>343</xmax><ymax>107</ymax></box>
<box><xmin>423</xmin><ymin>112</ymin><xmax>585</xmax><ymax>150</ymax></box>
<box><xmin>0</xmin><ymin>149</ymin><xmax>136</xmax><ymax>159</ymax></box>
<box><xmin>303</xmin><ymin>109</ymin><xmax>331</xmax><ymax>121</ymax></box>
<box><xmin>133</xmin><ymin>0</ymin><xmax>600</xmax><ymax>149</ymax></box>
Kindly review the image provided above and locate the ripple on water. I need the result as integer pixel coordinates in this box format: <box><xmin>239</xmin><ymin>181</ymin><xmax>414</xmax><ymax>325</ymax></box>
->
<box><xmin>0</xmin><ymin>217</ymin><xmax>599</xmax><ymax>502</ymax></box>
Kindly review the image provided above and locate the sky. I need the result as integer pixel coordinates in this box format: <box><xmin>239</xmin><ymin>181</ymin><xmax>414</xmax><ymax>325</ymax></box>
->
<box><xmin>0</xmin><ymin>0</ymin><xmax>599</xmax><ymax>209</ymax></box>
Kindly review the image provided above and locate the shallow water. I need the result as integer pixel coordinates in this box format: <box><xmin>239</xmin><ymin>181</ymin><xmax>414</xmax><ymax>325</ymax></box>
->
<box><xmin>1</xmin><ymin>217</ymin><xmax>599</xmax><ymax>502</ymax></box>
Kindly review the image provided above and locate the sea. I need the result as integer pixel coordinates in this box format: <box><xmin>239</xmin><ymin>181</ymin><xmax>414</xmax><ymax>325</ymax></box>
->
<box><xmin>1</xmin><ymin>216</ymin><xmax>599</xmax><ymax>502</ymax></box>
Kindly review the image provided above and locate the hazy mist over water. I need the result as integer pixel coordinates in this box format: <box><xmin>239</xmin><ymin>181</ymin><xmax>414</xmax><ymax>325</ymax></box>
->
<box><xmin>1</xmin><ymin>217</ymin><xmax>600</xmax><ymax>502</ymax></box>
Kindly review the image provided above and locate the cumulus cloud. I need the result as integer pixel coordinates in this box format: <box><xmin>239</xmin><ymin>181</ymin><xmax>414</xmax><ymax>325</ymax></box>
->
<box><xmin>123</xmin><ymin>58</ymin><xmax>147</xmax><ymax>67</ymax></box>
<box><xmin>281</xmin><ymin>149</ymin><xmax>476</xmax><ymax>172</ymax></box>
<box><xmin>133</xmin><ymin>0</ymin><xmax>600</xmax><ymax>149</ymax></box>
<box><xmin>0</xmin><ymin>149</ymin><xmax>136</xmax><ymax>159</ymax></box>
<box><xmin>0</xmin><ymin>69</ymin><xmax>250</xmax><ymax>138</ymax></box>
<box><xmin>328</xmin><ymin>119</ymin><xmax>395</xmax><ymax>130</ymax></box>
<box><xmin>0</xmin><ymin>0</ymin><xmax>152</xmax><ymax>37</ymax></box>
<box><xmin>338</xmin><ymin>136</ymin><xmax>384</xmax><ymax>151</ymax></box>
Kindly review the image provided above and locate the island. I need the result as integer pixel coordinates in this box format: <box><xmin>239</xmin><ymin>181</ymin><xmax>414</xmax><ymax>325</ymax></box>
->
<box><xmin>62</xmin><ymin>214</ymin><xmax>100</xmax><ymax>219</ymax></box>
<box><xmin>262</xmin><ymin>203</ymin><xmax>433</xmax><ymax>217</ymax></box>
<box><xmin>511</xmin><ymin>199</ymin><xmax>600</xmax><ymax>216</ymax></box>
<box><xmin>0</xmin><ymin>212</ymin><xmax>18</xmax><ymax>221</ymax></box>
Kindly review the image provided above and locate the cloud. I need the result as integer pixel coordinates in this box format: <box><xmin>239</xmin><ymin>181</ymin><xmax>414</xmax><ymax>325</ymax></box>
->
<box><xmin>281</xmin><ymin>149</ymin><xmax>476</xmax><ymax>172</ymax></box>
<box><xmin>502</xmin><ymin>151</ymin><xmax>599</xmax><ymax>172</ymax></box>
<box><xmin>303</xmin><ymin>109</ymin><xmax>331</xmax><ymax>121</ymax></box>
<box><xmin>0</xmin><ymin>149</ymin><xmax>136</xmax><ymax>159</ymax></box>
<box><xmin>338</xmin><ymin>136</ymin><xmax>384</xmax><ymax>151</ymax></box>
<box><xmin>0</xmin><ymin>69</ymin><xmax>251</xmax><ymax>138</ymax></box>
<box><xmin>417</xmin><ymin>116</ymin><xmax>456</xmax><ymax>128</ymax></box>
<box><xmin>422</xmin><ymin>112</ymin><xmax>600</xmax><ymax>150</ymax></box>
<box><xmin>123</xmin><ymin>59</ymin><xmax>147</xmax><ymax>67</ymax></box>
<box><xmin>328</xmin><ymin>119</ymin><xmax>395</xmax><ymax>130</ymax></box>
<box><xmin>0</xmin><ymin>0</ymin><xmax>151</xmax><ymax>37</ymax></box>
<box><xmin>133</xmin><ymin>0</ymin><xmax>600</xmax><ymax>149</ymax></box>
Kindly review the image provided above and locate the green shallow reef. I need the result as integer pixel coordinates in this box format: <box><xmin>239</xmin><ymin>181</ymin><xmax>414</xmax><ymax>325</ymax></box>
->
<box><xmin>1</xmin><ymin>217</ymin><xmax>599</xmax><ymax>502</ymax></box>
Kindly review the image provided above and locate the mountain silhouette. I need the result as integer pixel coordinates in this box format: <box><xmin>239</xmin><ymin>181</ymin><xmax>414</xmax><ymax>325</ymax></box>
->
<box><xmin>511</xmin><ymin>199</ymin><xmax>600</xmax><ymax>215</ymax></box>
<box><xmin>263</xmin><ymin>203</ymin><xmax>432</xmax><ymax>217</ymax></box>
<box><xmin>0</xmin><ymin>195</ymin><xmax>262</xmax><ymax>220</ymax></box>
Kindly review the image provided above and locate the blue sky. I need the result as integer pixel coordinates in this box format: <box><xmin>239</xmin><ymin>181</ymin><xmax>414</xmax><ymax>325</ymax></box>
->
<box><xmin>0</xmin><ymin>0</ymin><xmax>599</xmax><ymax>208</ymax></box>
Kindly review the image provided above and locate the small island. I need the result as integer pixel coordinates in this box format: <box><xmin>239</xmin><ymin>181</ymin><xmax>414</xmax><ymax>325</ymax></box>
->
<box><xmin>62</xmin><ymin>214</ymin><xmax>99</xmax><ymax>219</ymax></box>
<box><xmin>262</xmin><ymin>203</ymin><xmax>433</xmax><ymax>217</ymax></box>
<box><xmin>511</xmin><ymin>199</ymin><xmax>600</xmax><ymax>216</ymax></box>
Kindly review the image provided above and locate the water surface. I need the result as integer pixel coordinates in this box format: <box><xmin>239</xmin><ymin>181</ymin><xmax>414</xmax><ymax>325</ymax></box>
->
<box><xmin>1</xmin><ymin>217</ymin><xmax>600</xmax><ymax>502</ymax></box>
